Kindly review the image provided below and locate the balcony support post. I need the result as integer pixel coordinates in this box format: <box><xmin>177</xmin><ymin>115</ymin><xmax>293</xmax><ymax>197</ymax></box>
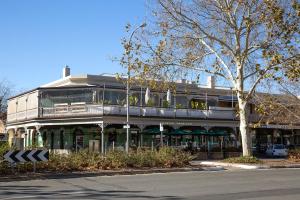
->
<box><xmin>98</xmin><ymin>123</ymin><xmax>105</xmax><ymax>155</ymax></box>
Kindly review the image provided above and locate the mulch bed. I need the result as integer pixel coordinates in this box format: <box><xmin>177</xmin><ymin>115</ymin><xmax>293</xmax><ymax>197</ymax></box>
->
<box><xmin>261</xmin><ymin>159</ymin><xmax>300</xmax><ymax>168</ymax></box>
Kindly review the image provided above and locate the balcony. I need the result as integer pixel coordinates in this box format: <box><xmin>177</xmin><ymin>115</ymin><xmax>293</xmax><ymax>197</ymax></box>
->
<box><xmin>7</xmin><ymin>108</ymin><xmax>39</xmax><ymax>123</ymax></box>
<box><xmin>38</xmin><ymin>104</ymin><xmax>236</xmax><ymax>120</ymax></box>
<box><xmin>41</xmin><ymin>104</ymin><xmax>103</xmax><ymax>118</ymax></box>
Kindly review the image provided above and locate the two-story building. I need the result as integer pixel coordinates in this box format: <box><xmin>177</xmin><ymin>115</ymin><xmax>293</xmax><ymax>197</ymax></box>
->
<box><xmin>5</xmin><ymin>67</ymin><xmax>300</xmax><ymax>153</ymax></box>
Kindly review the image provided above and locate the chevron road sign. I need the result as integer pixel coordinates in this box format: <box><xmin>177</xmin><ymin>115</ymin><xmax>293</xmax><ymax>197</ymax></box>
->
<box><xmin>4</xmin><ymin>150</ymin><xmax>49</xmax><ymax>163</ymax></box>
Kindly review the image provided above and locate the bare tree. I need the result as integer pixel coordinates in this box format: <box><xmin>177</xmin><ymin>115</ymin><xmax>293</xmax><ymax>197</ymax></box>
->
<box><xmin>0</xmin><ymin>80</ymin><xmax>12</xmax><ymax>122</ymax></box>
<box><xmin>119</xmin><ymin>0</ymin><xmax>300</xmax><ymax>156</ymax></box>
<box><xmin>254</xmin><ymin>80</ymin><xmax>300</xmax><ymax>125</ymax></box>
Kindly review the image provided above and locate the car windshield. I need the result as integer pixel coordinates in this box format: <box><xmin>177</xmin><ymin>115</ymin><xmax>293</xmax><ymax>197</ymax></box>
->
<box><xmin>274</xmin><ymin>144</ymin><xmax>285</xmax><ymax>149</ymax></box>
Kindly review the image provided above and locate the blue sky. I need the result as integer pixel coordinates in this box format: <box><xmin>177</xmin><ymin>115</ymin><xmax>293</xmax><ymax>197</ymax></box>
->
<box><xmin>0</xmin><ymin>0</ymin><xmax>147</xmax><ymax>91</ymax></box>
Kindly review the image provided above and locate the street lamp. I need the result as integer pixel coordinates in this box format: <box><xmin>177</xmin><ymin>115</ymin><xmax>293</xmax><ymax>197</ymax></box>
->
<box><xmin>125</xmin><ymin>23</ymin><xmax>147</xmax><ymax>153</ymax></box>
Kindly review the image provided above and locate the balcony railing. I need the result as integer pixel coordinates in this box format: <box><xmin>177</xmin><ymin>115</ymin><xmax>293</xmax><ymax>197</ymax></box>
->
<box><xmin>7</xmin><ymin>108</ymin><xmax>39</xmax><ymax>123</ymax></box>
<box><xmin>39</xmin><ymin>104</ymin><xmax>237</xmax><ymax>120</ymax></box>
<box><xmin>41</xmin><ymin>104</ymin><xmax>103</xmax><ymax>118</ymax></box>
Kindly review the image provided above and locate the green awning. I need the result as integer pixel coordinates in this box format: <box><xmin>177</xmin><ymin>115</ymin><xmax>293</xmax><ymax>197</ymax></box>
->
<box><xmin>191</xmin><ymin>129</ymin><xmax>208</xmax><ymax>135</ymax></box>
<box><xmin>141</xmin><ymin>128</ymin><xmax>161</xmax><ymax>135</ymax></box>
<box><xmin>166</xmin><ymin>129</ymin><xmax>192</xmax><ymax>135</ymax></box>
<box><xmin>206</xmin><ymin>130</ymin><xmax>228</xmax><ymax>136</ymax></box>
<box><xmin>167</xmin><ymin>129</ymin><xmax>229</xmax><ymax>136</ymax></box>
<box><xmin>142</xmin><ymin>128</ymin><xmax>229</xmax><ymax>136</ymax></box>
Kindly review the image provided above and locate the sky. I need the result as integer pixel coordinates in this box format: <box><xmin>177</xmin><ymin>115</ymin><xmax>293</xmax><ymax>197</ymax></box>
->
<box><xmin>0</xmin><ymin>0</ymin><xmax>147</xmax><ymax>92</ymax></box>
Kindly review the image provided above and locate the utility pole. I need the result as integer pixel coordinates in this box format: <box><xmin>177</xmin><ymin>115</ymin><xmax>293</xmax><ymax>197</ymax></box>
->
<box><xmin>125</xmin><ymin>23</ymin><xmax>147</xmax><ymax>153</ymax></box>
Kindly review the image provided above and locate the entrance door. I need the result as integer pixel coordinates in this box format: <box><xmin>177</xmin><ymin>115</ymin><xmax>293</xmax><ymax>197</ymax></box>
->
<box><xmin>76</xmin><ymin>135</ymin><xmax>84</xmax><ymax>151</ymax></box>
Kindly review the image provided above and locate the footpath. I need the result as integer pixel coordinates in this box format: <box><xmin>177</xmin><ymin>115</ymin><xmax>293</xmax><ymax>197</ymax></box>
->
<box><xmin>190</xmin><ymin>159</ymin><xmax>300</xmax><ymax>170</ymax></box>
<box><xmin>0</xmin><ymin>166</ymin><xmax>221</xmax><ymax>182</ymax></box>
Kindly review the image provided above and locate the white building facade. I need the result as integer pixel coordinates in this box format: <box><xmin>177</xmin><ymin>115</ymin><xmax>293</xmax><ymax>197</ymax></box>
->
<box><xmin>6</xmin><ymin>68</ymin><xmax>300</xmax><ymax>156</ymax></box>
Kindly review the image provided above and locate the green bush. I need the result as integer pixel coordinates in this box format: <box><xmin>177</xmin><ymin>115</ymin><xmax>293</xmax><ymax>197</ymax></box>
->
<box><xmin>0</xmin><ymin>142</ymin><xmax>10</xmax><ymax>161</ymax></box>
<box><xmin>0</xmin><ymin>147</ymin><xmax>193</xmax><ymax>175</ymax></box>
<box><xmin>45</xmin><ymin>147</ymin><xmax>193</xmax><ymax>171</ymax></box>
<box><xmin>223</xmin><ymin>156</ymin><xmax>262</xmax><ymax>164</ymax></box>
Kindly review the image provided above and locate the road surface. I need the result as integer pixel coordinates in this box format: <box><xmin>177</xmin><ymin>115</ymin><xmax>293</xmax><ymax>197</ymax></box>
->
<box><xmin>1</xmin><ymin>168</ymin><xmax>300</xmax><ymax>199</ymax></box>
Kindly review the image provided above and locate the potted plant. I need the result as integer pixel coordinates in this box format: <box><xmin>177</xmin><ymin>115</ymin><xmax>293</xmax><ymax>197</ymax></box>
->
<box><xmin>129</xmin><ymin>95</ymin><xmax>139</xmax><ymax>106</ymax></box>
<box><xmin>162</xmin><ymin>100</ymin><xmax>170</xmax><ymax>108</ymax></box>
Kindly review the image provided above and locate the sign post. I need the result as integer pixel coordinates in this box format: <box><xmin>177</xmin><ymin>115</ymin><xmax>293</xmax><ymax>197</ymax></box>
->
<box><xmin>160</xmin><ymin>123</ymin><xmax>164</xmax><ymax>147</ymax></box>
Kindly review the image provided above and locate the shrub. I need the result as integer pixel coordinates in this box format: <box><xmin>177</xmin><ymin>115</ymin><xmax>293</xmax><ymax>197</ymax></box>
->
<box><xmin>223</xmin><ymin>156</ymin><xmax>262</xmax><ymax>164</ymax></box>
<box><xmin>105</xmin><ymin>150</ymin><xmax>127</xmax><ymax>169</ymax></box>
<box><xmin>127</xmin><ymin>149</ymin><xmax>157</xmax><ymax>168</ymax></box>
<box><xmin>0</xmin><ymin>142</ymin><xmax>9</xmax><ymax>161</ymax></box>
<box><xmin>288</xmin><ymin>148</ymin><xmax>300</xmax><ymax>161</ymax></box>
<box><xmin>0</xmin><ymin>147</ymin><xmax>194</xmax><ymax>175</ymax></box>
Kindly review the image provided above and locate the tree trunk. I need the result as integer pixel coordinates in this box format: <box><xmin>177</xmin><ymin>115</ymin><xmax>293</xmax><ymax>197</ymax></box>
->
<box><xmin>238</xmin><ymin>100</ymin><xmax>252</xmax><ymax>156</ymax></box>
<box><xmin>236</xmin><ymin>60</ymin><xmax>252</xmax><ymax>157</ymax></box>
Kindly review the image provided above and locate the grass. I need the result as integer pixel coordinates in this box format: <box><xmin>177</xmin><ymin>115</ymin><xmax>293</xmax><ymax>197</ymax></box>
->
<box><xmin>223</xmin><ymin>156</ymin><xmax>262</xmax><ymax>164</ymax></box>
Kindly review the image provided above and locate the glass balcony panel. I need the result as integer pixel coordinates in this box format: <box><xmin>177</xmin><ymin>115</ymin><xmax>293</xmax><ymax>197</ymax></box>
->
<box><xmin>41</xmin><ymin>89</ymin><xmax>94</xmax><ymax>107</ymax></box>
<box><xmin>175</xmin><ymin>109</ymin><xmax>188</xmax><ymax>117</ymax></box>
<box><xmin>142</xmin><ymin>107</ymin><xmax>159</xmax><ymax>116</ymax></box>
<box><xmin>159</xmin><ymin>108</ymin><xmax>175</xmax><ymax>117</ymax></box>
<box><xmin>207</xmin><ymin>107</ymin><xmax>235</xmax><ymax>119</ymax></box>
<box><xmin>175</xmin><ymin>96</ymin><xmax>188</xmax><ymax>108</ymax></box>
<box><xmin>188</xmin><ymin>109</ymin><xmax>207</xmax><ymax>118</ymax></box>
<box><xmin>104</xmin><ymin>90</ymin><xmax>126</xmax><ymax>105</ymax></box>
<box><xmin>129</xmin><ymin>106</ymin><xmax>141</xmax><ymax>116</ymax></box>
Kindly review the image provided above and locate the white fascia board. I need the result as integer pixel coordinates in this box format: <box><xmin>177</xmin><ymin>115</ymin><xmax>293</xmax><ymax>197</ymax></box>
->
<box><xmin>41</xmin><ymin>75</ymin><xmax>89</xmax><ymax>88</ymax></box>
<box><xmin>6</xmin><ymin>120</ymin><xmax>104</xmax><ymax>130</ymax></box>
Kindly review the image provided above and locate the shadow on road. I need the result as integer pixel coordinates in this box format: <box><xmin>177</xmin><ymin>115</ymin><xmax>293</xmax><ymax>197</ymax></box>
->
<box><xmin>0</xmin><ymin>185</ymin><xmax>182</xmax><ymax>200</ymax></box>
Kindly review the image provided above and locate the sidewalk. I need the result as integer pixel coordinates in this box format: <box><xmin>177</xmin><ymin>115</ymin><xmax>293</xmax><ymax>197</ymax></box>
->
<box><xmin>190</xmin><ymin>159</ymin><xmax>300</xmax><ymax>170</ymax></box>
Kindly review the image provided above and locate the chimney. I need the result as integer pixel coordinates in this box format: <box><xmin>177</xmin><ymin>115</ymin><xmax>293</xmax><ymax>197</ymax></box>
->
<box><xmin>62</xmin><ymin>65</ymin><xmax>70</xmax><ymax>78</ymax></box>
<box><xmin>207</xmin><ymin>76</ymin><xmax>215</xmax><ymax>89</ymax></box>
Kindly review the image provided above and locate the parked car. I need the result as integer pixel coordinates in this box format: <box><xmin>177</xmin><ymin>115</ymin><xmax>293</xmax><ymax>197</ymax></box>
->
<box><xmin>265</xmin><ymin>144</ymin><xmax>288</xmax><ymax>157</ymax></box>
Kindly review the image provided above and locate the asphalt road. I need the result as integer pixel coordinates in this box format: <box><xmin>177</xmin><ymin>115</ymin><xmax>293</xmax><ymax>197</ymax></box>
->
<box><xmin>1</xmin><ymin>168</ymin><xmax>300</xmax><ymax>200</ymax></box>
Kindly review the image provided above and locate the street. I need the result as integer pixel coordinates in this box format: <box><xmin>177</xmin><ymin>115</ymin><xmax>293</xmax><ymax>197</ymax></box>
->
<box><xmin>1</xmin><ymin>168</ymin><xmax>300</xmax><ymax>200</ymax></box>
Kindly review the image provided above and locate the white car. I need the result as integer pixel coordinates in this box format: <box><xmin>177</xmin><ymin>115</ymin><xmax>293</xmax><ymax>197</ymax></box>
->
<box><xmin>265</xmin><ymin>144</ymin><xmax>288</xmax><ymax>157</ymax></box>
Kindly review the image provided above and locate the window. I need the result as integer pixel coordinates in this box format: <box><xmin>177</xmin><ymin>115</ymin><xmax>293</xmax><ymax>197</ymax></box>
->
<box><xmin>40</xmin><ymin>89</ymin><xmax>94</xmax><ymax>107</ymax></box>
